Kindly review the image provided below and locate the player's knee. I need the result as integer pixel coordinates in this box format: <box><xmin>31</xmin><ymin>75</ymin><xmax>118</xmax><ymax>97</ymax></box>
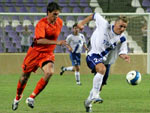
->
<box><xmin>44</xmin><ymin>70</ymin><xmax>54</xmax><ymax>77</ymax></box>
<box><xmin>96</xmin><ymin>65</ymin><xmax>106</xmax><ymax>75</ymax></box>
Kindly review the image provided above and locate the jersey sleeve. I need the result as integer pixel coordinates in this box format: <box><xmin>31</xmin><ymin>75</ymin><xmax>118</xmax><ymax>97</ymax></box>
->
<box><xmin>119</xmin><ymin>36</ymin><xmax>128</xmax><ymax>55</ymax></box>
<box><xmin>93</xmin><ymin>13</ymin><xmax>108</xmax><ymax>28</ymax></box>
<box><xmin>82</xmin><ymin>34</ymin><xmax>86</xmax><ymax>44</ymax></box>
<box><xmin>66</xmin><ymin>34</ymin><xmax>71</xmax><ymax>45</ymax></box>
<box><xmin>35</xmin><ymin>21</ymin><xmax>46</xmax><ymax>40</ymax></box>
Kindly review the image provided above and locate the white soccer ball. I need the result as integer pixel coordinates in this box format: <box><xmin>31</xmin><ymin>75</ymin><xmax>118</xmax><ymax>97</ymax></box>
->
<box><xmin>126</xmin><ymin>70</ymin><xmax>141</xmax><ymax>85</ymax></box>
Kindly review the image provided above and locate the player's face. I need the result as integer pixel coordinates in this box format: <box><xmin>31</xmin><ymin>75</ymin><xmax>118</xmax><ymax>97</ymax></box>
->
<box><xmin>47</xmin><ymin>10</ymin><xmax>60</xmax><ymax>23</ymax></box>
<box><xmin>114</xmin><ymin>20</ymin><xmax>127</xmax><ymax>35</ymax></box>
<box><xmin>73</xmin><ymin>26</ymin><xmax>80</xmax><ymax>34</ymax></box>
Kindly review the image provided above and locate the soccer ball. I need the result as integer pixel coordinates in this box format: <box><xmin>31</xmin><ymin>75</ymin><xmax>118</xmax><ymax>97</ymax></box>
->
<box><xmin>126</xmin><ymin>70</ymin><xmax>141</xmax><ymax>85</ymax></box>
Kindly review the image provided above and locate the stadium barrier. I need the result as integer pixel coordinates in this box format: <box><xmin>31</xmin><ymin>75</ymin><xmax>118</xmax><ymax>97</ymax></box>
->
<box><xmin>0</xmin><ymin>53</ymin><xmax>147</xmax><ymax>75</ymax></box>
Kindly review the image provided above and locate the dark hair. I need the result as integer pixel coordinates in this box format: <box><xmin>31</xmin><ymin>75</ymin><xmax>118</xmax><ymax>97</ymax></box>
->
<box><xmin>73</xmin><ymin>23</ymin><xmax>78</xmax><ymax>28</ymax></box>
<box><xmin>116</xmin><ymin>15</ymin><xmax>128</xmax><ymax>23</ymax></box>
<box><xmin>47</xmin><ymin>2</ymin><xmax>60</xmax><ymax>15</ymax></box>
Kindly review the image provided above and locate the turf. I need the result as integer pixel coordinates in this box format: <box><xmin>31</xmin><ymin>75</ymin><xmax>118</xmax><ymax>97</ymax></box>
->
<box><xmin>0</xmin><ymin>73</ymin><xmax>150</xmax><ymax>113</ymax></box>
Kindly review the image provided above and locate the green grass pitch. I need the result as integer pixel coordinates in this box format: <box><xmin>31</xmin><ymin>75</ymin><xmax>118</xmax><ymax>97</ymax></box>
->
<box><xmin>0</xmin><ymin>73</ymin><xmax>150</xmax><ymax>113</ymax></box>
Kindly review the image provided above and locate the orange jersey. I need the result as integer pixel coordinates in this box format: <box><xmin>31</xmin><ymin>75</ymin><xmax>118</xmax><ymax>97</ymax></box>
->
<box><xmin>33</xmin><ymin>17</ymin><xmax>63</xmax><ymax>52</ymax></box>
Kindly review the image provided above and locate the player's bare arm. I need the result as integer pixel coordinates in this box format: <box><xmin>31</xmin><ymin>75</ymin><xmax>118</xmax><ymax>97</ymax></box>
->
<box><xmin>119</xmin><ymin>54</ymin><xmax>130</xmax><ymax>63</ymax></box>
<box><xmin>36</xmin><ymin>38</ymin><xmax>66</xmax><ymax>46</ymax></box>
<box><xmin>77</xmin><ymin>14</ymin><xmax>93</xmax><ymax>30</ymax></box>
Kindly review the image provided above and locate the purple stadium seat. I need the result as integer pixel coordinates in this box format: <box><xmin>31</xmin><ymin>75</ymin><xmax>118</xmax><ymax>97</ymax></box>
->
<box><xmin>62</xmin><ymin>7</ymin><xmax>71</xmax><ymax>13</ymax></box>
<box><xmin>5</xmin><ymin>0</ymin><xmax>15</xmax><ymax>7</ymax></box>
<box><xmin>36</xmin><ymin>0</ymin><xmax>46</xmax><ymax>7</ymax></box>
<box><xmin>69</xmin><ymin>0</ymin><xmax>78</xmax><ymax>6</ymax></box>
<box><xmin>54</xmin><ymin>46</ymin><xmax>63</xmax><ymax>53</ymax></box>
<box><xmin>12</xmin><ymin>16</ymin><xmax>20</xmax><ymax>20</ymax></box>
<box><xmin>58</xmin><ymin>0</ymin><xmax>68</xmax><ymax>7</ymax></box>
<box><xmin>16</xmin><ymin>0</ymin><xmax>24</xmax><ymax>7</ymax></box>
<box><xmin>8</xmin><ymin>47</ymin><xmax>17</xmax><ymax>53</ymax></box>
<box><xmin>8</xmin><ymin>7</ymin><xmax>17</xmax><ymax>12</ymax></box>
<box><xmin>0</xmin><ymin>7</ymin><xmax>5</xmax><ymax>12</ymax></box>
<box><xmin>26</xmin><ymin>0</ymin><xmax>35</xmax><ymax>7</ymax></box>
<box><xmin>146</xmin><ymin>8</ymin><xmax>150</xmax><ymax>12</ymax></box>
<box><xmin>79</xmin><ymin>0</ymin><xmax>89</xmax><ymax>7</ymax></box>
<box><xmin>66</xmin><ymin>16</ymin><xmax>75</xmax><ymax>21</ymax></box>
<box><xmin>48</xmin><ymin>0</ymin><xmax>54</xmax><ymax>3</ymax></box>
<box><xmin>61</xmin><ymin>26</ymin><xmax>69</xmax><ymax>33</ymax></box>
<box><xmin>0</xmin><ymin>48</ymin><xmax>4</xmax><ymax>53</ymax></box>
<box><xmin>19</xmin><ymin>7</ymin><xmax>28</xmax><ymax>12</ymax></box>
<box><xmin>142</xmin><ymin>0</ymin><xmax>150</xmax><ymax>7</ymax></box>
<box><xmin>5</xmin><ymin>25</ymin><xmax>14</xmax><ymax>33</ymax></box>
<box><xmin>83</xmin><ymin>7</ymin><xmax>92</xmax><ymax>13</ymax></box>
<box><xmin>16</xmin><ymin>25</ymin><xmax>24</xmax><ymax>33</ymax></box>
<box><xmin>77</xmin><ymin>16</ymin><xmax>85</xmax><ymax>22</ymax></box>
<box><xmin>64</xmin><ymin>32</ymin><xmax>70</xmax><ymax>38</ymax></box>
<box><xmin>28</xmin><ymin>25</ymin><xmax>35</xmax><ymax>33</ymax></box>
<box><xmin>30</xmin><ymin>7</ymin><xmax>38</xmax><ymax>12</ymax></box>
<box><xmin>73</xmin><ymin>7</ymin><xmax>82</xmax><ymax>13</ymax></box>
<box><xmin>41</xmin><ymin>7</ymin><xmax>46</xmax><ymax>12</ymax></box>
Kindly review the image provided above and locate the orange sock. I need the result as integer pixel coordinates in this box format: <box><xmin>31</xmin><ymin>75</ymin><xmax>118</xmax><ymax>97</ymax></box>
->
<box><xmin>30</xmin><ymin>78</ymin><xmax>47</xmax><ymax>99</ymax></box>
<box><xmin>16</xmin><ymin>80</ymin><xmax>26</xmax><ymax>100</ymax></box>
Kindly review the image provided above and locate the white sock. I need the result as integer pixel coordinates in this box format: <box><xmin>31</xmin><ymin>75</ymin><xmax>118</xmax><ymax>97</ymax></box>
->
<box><xmin>91</xmin><ymin>73</ymin><xmax>104</xmax><ymax>99</ymax></box>
<box><xmin>63</xmin><ymin>66</ymin><xmax>73</xmax><ymax>71</ymax></box>
<box><xmin>75</xmin><ymin>71</ymin><xmax>80</xmax><ymax>83</ymax></box>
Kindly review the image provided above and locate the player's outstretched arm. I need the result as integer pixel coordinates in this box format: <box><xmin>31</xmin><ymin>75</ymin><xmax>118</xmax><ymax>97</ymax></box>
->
<box><xmin>77</xmin><ymin>14</ymin><xmax>93</xmax><ymax>30</ymax></box>
<box><xmin>119</xmin><ymin>54</ymin><xmax>130</xmax><ymax>63</ymax></box>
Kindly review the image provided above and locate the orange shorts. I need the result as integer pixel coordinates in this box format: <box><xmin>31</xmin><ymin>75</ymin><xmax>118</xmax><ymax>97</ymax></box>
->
<box><xmin>22</xmin><ymin>47</ymin><xmax>55</xmax><ymax>73</ymax></box>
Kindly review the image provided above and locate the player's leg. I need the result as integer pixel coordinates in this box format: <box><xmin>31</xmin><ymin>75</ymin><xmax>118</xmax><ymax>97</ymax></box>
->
<box><xmin>12</xmin><ymin>72</ymin><xmax>31</xmax><ymax>111</ymax></box>
<box><xmin>84</xmin><ymin>54</ymin><xmax>106</xmax><ymax>112</ymax></box>
<box><xmin>74</xmin><ymin>65</ymin><xmax>81</xmax><ymax>85</ymax></box>
<box><xmin>60</xmin><ymin>53</ymin><xmax>75</xmax><ymax>75</ymax></box>
<box><xmin>26</xmin><ymin>61</ymin><xmax>54</xmax><ymax>108</ymax></box>
<box><xmin>100</xmin><ymin>64</ymin><xmax>111</xmax><ymax>91</ymax></box>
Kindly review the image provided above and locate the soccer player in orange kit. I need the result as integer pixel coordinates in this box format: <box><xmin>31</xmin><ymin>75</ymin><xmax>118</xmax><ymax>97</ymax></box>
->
<box><xmin>12</xmin><ymin>2</ymin><xmax>71</xmax><ymax>110</ymax></box>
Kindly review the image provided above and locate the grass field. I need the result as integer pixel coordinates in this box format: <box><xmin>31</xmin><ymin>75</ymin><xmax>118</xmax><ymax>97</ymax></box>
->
<box><xmin>0</xmin><ymin>73</ymin><xmax>150</xmax><ymax>113</ymax></box>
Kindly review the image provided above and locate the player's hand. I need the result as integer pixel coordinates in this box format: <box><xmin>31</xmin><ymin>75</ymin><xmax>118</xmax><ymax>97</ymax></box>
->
<box><xmin>120</xmin><ymin>54</ymin><xmax>130</xmax><ymax>63</ymax></box>
<box><xmin>77</xmin><ymin>24</ymin><xmax>84</xmax><ymax>31</ymax></box>
<box><xmin>65</xmin><ymin>44</ymin><xmax>72</xmax><ymax>52</ymax></box>
<box><xmin>57</xmin><ymin>40</ymin><xmax>67</xmax><ymax>46</ymax></box>
<box><xmin>124</xmin><ymin>55</ymin><xmax>130</xmax><ymax>63</ymax></box>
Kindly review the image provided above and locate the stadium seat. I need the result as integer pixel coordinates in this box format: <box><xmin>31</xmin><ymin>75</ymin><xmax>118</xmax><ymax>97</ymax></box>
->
<box><xmin>26</xmin><ymin>0</ymin><xmax>35</xmax><ymax>7</ymax></box>
<box><xmin>69</xmin><ymin>0</ymin><xmax>79</xmax><ymax>7</ymax></box>
<box><xmin>88</xmin><ymin>20</ymin><xmax>96</xmax><ymax>28</ymax></box>
<box><xmin>142</xmin><ymin>0</ymin><xmax>150</xmax><ymax>7</ymax></box>
<box><xmin>73</xmin><ymin>7</ymin><xmax>82</xmax><ymax>13</ymax></box>
<box><xmin>28</xmin><ymin>25</ymin><xmax>34</xmax><ymax>33</ymax></box>
<box><xmin>83</xmin><ymin>7</ymin><xmax>92</xmax><ymax>13</ymax></box>
<box><xmin>8</xmin><ymin>7</ymin><xmax>17</xmax><ymax>12</ymax></box>
<box><xmin>0</xmin><ymin>7</ymin><xmax>5</xmax><ymax>12</ymax></box>
<box><xmin>16</xmin><ymin>25</ymin><xmax>24</xmax><ymax>33</ymax></box>
<box><xmin>77</xmin><ymin>16</ymin><xmax>85</xmax><ymax>23</ymax></box>
<box><xmin>136</xmin><ymin>7</ymin><xmax>145</xmax><ymax>13</ymax></box>
<box><xmin>29</xmin><ymin>7</ymin><xmax>38</xmax><ymax>13</ymax></box>
<box><xmin>79</xmin><ymin>0</ymin><xmax>89</xmax><ymax>7</ymax></box>
<box><xmin>19</xmin><ymin>7</ymin><xmax>28</xmax><ymax>12</ymax></box>
<box><xmin>36</xmin><ymin>0</ymin><xmax>46</xmax><ymax>7</ymax></box>
<box><xmin>16</xmin><ymin>0</ymin><xmax>24</xmax><ymax>7</ymax></box>
<box><xmin>40</xmin><ymin>7</ymin><xmax>46</xmax><ymax>12</ymax></box>
<box><xmin>131</xmin><ymin>0</ymin><xmax>141</xmax><ymax>7</ymax></box>
<box><xmin>61</xmin><ymin>25</ymin><xmax>69</xmax><ymax>33</ymax></box>
<box><xmin>62</xmin><ymin>7</ymin><xmax>71</xmax><ymax>13</ymax></box>
<box><xmin>5</xmin><ymin>0</ymin><xmax>15</xmax><ymax>7</ymax></box>
<box><xmin>58</xmin><ymin>0</ymin><xmax>68</xmax><ymax>7</ymax></box>
<box><xmin>94</xmin><ymin>7</ymin><xmax>103</xmax><ymax>13</ymax></box>
<box><xmin>146</xmin><ymin>8</ymin><xmax>150</xmax><ymax>12</ymax></box>
<box><xmin>90</xmin><ymin>0</ymin><xmax>100</xmax><ymax>7</ymax></box>
<box><xmin>5</xmin><ymin>25</ymin><xmax>14</xmax><ymax>33</ymax></box>
<box><xmin>54</xmin><ymin>46</ymin><xmax>63</xmax><ymax>53</ymax></box>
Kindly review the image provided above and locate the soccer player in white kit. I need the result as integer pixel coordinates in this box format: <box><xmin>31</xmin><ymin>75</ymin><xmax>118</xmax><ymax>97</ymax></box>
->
<box><xmin>78</xmin><ymin>13</ymin><xmax>130</xmax><ymax>112</ymax></box>
<box><xmin>60</xmin><ymin>23</ymin><xmax>88</xmax><ymax>85</ymax></box>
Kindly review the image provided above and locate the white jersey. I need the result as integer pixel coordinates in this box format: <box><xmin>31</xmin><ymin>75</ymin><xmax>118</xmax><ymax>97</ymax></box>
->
<box><xmin>66</xmin><ymin>33</ymin><xmax>86</xmax><ymax>53</ymax></box>
<box><xmin>88</xmin><ymin>13</ymin><xmax>128</xmax><ymax>62</ymax></box>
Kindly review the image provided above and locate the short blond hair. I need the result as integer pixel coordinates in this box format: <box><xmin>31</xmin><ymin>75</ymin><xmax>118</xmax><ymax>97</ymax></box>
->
<box><xmin>116</xmin><ymin>16</ymin><xmax>128</xmax><ymax>23</ymax></box>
